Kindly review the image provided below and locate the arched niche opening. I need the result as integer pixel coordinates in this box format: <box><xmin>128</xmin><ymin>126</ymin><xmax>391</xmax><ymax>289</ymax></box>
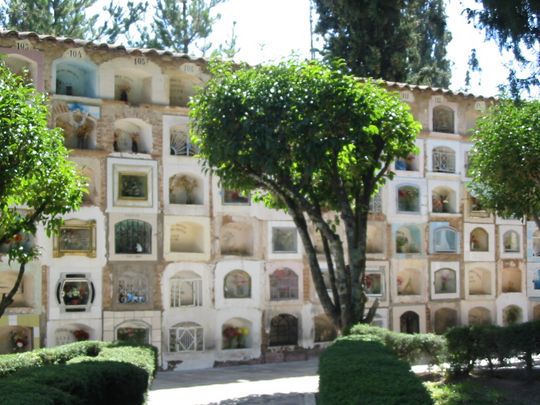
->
<box><xmin>269</xmin><ymin>314</ymin><xmax>298</xmax><ymax>347</ymax></box>
<box><xmin>400</xmin><ymin>311</ymin><xmax>420</xmax><ymax>334</ymax></box>
<box><xmin>169</xmin><ymin>174</ymin><xmax>203</xmax><ymax>205</ymax></box>
<box><xmin>468</xmin><ymin>268</ymin><xmax>491</xmax><ymax>295</ymax></box>
<box><xmin>170</xmin><ymin>270</ymin><xmax>202</xmax><ymax>308</ymax></box>
<box><xmin>397</xmin><ymin>268</ymin><xmax>421</xmax><ymax>295</ymax></box>
<box><xmin>170</xmin><ymin>124</ymin><xmax>198</xmax><ymax>156</ymax></box>
<box><xmin>220</xmin><ymin>222</ymin><xmax>254</xmax><ymax>256</ymax></box>
<box><xmin>54</xmin><ymin>59</ymin><xmax>97</xmax><ymax>97</ymax></box>
<box><xmin>222</xmin><ymin>317</ymin><xmax>252</xmax><ymax>349</ymax></box>
<box><xmin>397</xmin><ymin>185</ymin><xmax>420</xmax><ymax>212</ymax></box>
<box><xmin>432</xmin><ymin>146</ymin><xmax>456</xmax><ymax>173</ymax></box>
<box><xmin>501</xmin><ymin>268</ymin><xmax>522</xmax><ymax>293</ymax></box>
<box><xmin>468</xmin><ymin>307</ymin><xmax>492</xmax><ymax>326</ymax></box>
<box><xmin>224</xmin><ymin>270</ymin><xmax>251</xmax><ymax>299</ymax></box>
<box><xmin>314</xmin><ymin>315</ymin><xmax>337</xmax><ymax>343</ymax></box>
<box><xmin>270</xmin><ymin>268</ymin><xmax>299</xmax><ymax>301</ymax></box>
<box><xmin>113</xmin><ymin>118</ymin><xmax>152</xmax><ymax>154</ymax></box>
<box><xmin>115</xmin><ymin>219</ymin><xmax>152</xmax><ymax>254</ymax></box>
<box><xmin>434</xmin><ymin>268</ymin><xmax>457</xmax><ymax>294</ymax></box>
<box><xmin>367</xmin><ymin>224</ymin><xmax>384</xmax><ymax>254</ymax></box>
<box><xmin>432</xmin><ymin>227</ymin><xmax>458</xmax><ymax>253</ymax></box>
<box><xmin>395</xmin><ymin>225</ymin><xmax>421</xmax><ymax>254</ymax></box>
<box><xmin>4</xmin><ymin>54</ymin><xmax>37</xmax><ymax>85</ymax></box>
<box><xmin>115</xmin><ymin>320</ymin><xmax>150</xmax><ymax>344</ymax></box>
<box><xmin>502</xmin><ymin>305</ymin><xmax>523</xmax><ymax>326</ymax></box>
<box><xmin>170</xmin><ymin>321</ymin><xmax>204</xmax><ymax>352</ymax></box>
<box><xmin>503</xmin><ymin>230</ymin><xmax>520</xmax><ymax>253</ymax></box>
<box><xmin>169</xmin><ymin>73</ymin><xmax>204</xmax><ymax>107</ymax></box>
<box><xmin>432</xmin><ymin>105</ymin><xmax>455</xmax><ymax>133</ymax></box>
<box><xmin>434</xmin><ymin>308</ymin><xmax>458</xmax><ymax>334</ymax></box>
<box><xmin>170</xmin><ymin>222</ymin><xmax>204</xmax><ymax>253</ymax></box>
<box><xmin>432</xmin><ymin>186</ymin><xmax>457</xmax><ymax>213</ymax></box>
<box><xmin>55</xmin><ymin>109</ymin><xmax>97</xmax><ymax>150</ymax></box>
<box><xmin>470</xmin><ymin>227</ymin><xmax>489</xmax><ymax>252</ymax></box>
<box><xmin>114</xmin><ymin>68</ymin><xmax>152</xmax><ymax>105</ymax></box>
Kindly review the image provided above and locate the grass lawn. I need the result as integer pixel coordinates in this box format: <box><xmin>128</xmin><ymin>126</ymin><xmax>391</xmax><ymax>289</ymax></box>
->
<box><xmin>424</xmin><ymin>369</ymin><xmax>540</xmax><ymax>405</ymax></box>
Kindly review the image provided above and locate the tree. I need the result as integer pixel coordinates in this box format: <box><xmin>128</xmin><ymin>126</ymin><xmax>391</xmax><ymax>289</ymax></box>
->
<box><xmin>0</xmin><ymin>63</ymin><xmax>85</xmax><ymax>318</ymax></box>
<box><xmin>190</xmin><ymin>60</ymin><xmax>420</xmax><ymax>332</ymax></box>
<box><xmin>313</xmin><ymin>0</ymin><xmax>452</xmax><ymax>88</ymax></box>
<box><xmin>139</xmin><ymin>0</ymin><xmax>225</xmax><ymax>55</ymax></box>
<box><xmin>0</xmin><ymin>0</ymin><xmax>147</xmax><ymax>44</ymax></box>
<box><xmin>469</xmin><ymin>99</ymin><xmax>540</xmax><ymax>228</ymax></box>
<box><xmin>465</xmin><ymin>0</ymin><xmax>540</xmax><ymax>96</ymax></box>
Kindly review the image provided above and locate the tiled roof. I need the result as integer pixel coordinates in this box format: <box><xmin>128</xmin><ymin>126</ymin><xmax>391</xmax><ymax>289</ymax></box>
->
<box><xmin>0</xmin><ymin>30</ymin><xmax>207</xmax><ymax>62</ymax></box>
<box><xmin>0</xmin><ymin>30</ymin><xmax>495</xmax><ymax>100</ymax></box>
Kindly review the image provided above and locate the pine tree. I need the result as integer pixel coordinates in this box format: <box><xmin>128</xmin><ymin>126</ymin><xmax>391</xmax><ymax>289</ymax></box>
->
<box><xmin>0</xmin><ymin>0</ymin><xmax>146</xmax><ymax>44</ymax></box>
<box><xmin>313</xmin><ymin>0</ymin><xmax>452</xmax><ymax>88</ymax></box>
<box><xmin>139</xmin><ymin>0</ymin><xmax>225</xmax><ymax>55</ymax></box>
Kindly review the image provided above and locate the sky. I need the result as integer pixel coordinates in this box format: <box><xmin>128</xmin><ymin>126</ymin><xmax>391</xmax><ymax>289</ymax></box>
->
<box><xmin>101</xmin><ymin>0</ymin><xmax>518</xmax><ymax>98</ymax></box>
<box><xmin>203</xmin><ymin>0</ymin><xmax>513</xmax><ymax>98</ymax></box>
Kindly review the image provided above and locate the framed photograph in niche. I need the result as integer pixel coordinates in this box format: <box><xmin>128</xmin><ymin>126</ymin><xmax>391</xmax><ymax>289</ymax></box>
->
<box><xmin>118</xmin><ymin>172</ymin><xmax>148</xmax><ymax>200</ymax></box>
<box><xmin>364</xmin><ymin>271</ymin><xmax>383</xmax><ymax>297</ymax></box>
<box><xmin>56</xmin><ymin>273</ymin><xmax>95</xmax><ymax>312</ymax></box>
<box><xmin>53</xmin><ymin>219</ymin><xmax>96</xmax><ymax>258</ymax></box>
<box><xmin>272</xmin><ymin>227</ymin><xmax>298</xmax><ymax>253</ymax></box>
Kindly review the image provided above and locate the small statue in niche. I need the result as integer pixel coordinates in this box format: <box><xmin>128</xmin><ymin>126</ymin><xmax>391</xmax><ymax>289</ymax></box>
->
<box><xmin>169</xmin><ymin>175</ymin><xmax>198</xmax><ymax>204</ymax></box>
<box><xmin>71</xmin><ymin>110</ymin><xmax>96</xmax><ymax>149</ymax></box>
<box><xmin>131</xmin><ymin>132</ymin><xmax>140</xmax><ymax>153</ymax></box>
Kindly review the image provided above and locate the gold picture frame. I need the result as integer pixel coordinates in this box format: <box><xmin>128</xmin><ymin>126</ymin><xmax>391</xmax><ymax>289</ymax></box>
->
<box><xmin>118</xmin><ymin>172</ymin><xmax>148</xmax><ymax>201</ymax></box>
<box><xmin>53</xmin><ymin>219</ymin><xmax>96</xmax><ymax>258</ymax></box>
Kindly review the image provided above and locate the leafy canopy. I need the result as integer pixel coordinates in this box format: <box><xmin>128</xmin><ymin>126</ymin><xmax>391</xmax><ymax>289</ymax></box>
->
<box><xmin>0</xmin><ymin>62</ymin><xmax>85</xmax><ymax>265</ymax></box>
<box><xmin>313</xmin><ymin>0</ymin><xmax>452</xmax><ymax>88</ymax></box>
<box><xmin>469</xmin><ymin>99</ymin><xmax>540</xmax><ymax>224</ymax></box>
<box><xmin>190</xmin><ymin>59</ymin><xmax>420</xmax><ymax>331</ymax></box>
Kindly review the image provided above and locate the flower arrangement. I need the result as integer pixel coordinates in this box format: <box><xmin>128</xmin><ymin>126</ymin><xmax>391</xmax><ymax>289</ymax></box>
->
<box><xmin>73</xmin><ymin>329</ymin><xmax>90</xmax><ymax>341</ymax></box>
<box><xmin>222</xmin><ymin>326</ymin><xmax>249</xmax><ymax>349</ymax></box>
<box><xmin>10</xmin><ymin>329</ymin><xmax>28</xmax><ymax>352</ymax></box>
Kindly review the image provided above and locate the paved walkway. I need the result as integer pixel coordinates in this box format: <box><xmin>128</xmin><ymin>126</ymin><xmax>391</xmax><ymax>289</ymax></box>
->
<box><xmin>148</xmin><ymin>358</ymin><xmax>319</xmax><ymax>405</ymax></box>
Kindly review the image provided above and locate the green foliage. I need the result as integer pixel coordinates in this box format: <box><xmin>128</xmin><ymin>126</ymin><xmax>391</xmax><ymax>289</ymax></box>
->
<box><xmin>0</xmin><ymin>361</ymin><xmax>148</xmax><ymax>405</ymax></box>
<box><xmin>469</xmin><ymin>99</ymin><xmax>540</xmax><ymax>224</ymax></box>
<box><xmin>465</xmin><ymin>0</ymin><xmax>540</xmax><ymax>96</ymax></box>
<box><xmin>319</xmin><ymin>336</ymin><xmax>433</xmax><ymax>405</ymax></box>
<box><xmin>425</xmin><ymin>380</ymin><xmax>504</xmax><ymax>405</ymax></box>
<box><xmin>350</xmin><ymin>324</ymin><xmax>447</xmax><ymax>366</ymax></box>
<box><xmin>444</xmin><ymin>321</ymin><xmax>540</xmax><ymax>376</ymax></box>
<box><xmin>190</xmin><ymin>58</ymin><xmax>420</xmax><ymax>330</ymax></box>
<box><xmin>0</xmin><ymin>0</ymin><xmax>147</xmax><ymax>44</ymax></box>
<box><xmin>313</xmin><ymin>0</ymin><xmax>452</xmax><ymax>87</ymax></box>
<box><xmin>139</xmin><ymin>0</ymin><xmax>225</xmax><ymax>54</ymax></box>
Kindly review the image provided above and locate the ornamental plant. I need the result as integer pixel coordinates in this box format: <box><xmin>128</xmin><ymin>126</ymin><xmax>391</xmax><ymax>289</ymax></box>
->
<box><xmin>190</xmin><ymin>59</ymin><xmax>420</xmax><ymax>333</ymax></box>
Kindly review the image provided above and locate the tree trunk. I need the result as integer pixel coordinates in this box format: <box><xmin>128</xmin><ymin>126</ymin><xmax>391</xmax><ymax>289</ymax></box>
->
<box><xmin>0</xmin><ymin>262</ymin><xmax>26</xmax><ymax>318</ymax></box>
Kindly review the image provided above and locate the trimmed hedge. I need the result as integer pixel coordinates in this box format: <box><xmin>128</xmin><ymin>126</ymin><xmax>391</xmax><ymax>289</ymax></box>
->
<box><xmin>0</xmin><ymin>361</ymin><xmax>148</xmax><ymax>405</ymax></box>
<box><xmin>0</xmin><ymin>341</ymin><xmax>157</xmax><ymax>404</ymax></box>
<box><xmin>319</xmin><ymin>336</ymin><xmax>433</xmax><ymax>405</ymax></box>
<box><xmin>350</xmin><ymin>324</ymin><xmax>447</xmax><ymax>366</ymax></box>
<box><xmin>445</xmin><ymin>320</ymin><xmax>540</xmax><ymax>375</ymax></box>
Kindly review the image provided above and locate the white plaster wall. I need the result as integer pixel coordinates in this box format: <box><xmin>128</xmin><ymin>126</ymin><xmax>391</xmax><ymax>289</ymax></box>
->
<box><xmin>266</xmin><ymin>220</ymin><xmax>303</xmax><ymax>260</ymax></box>
<box><xmin>464</xmin><ymin>262</ymin><xmax>496</xmax><ymax>300</ymax></box>
<box><xmin>426</xmin><ymin>138</ymin><xmax>463</xmax><ymax>177</ymax></box>
<box><xmin>46</xmin><ymin>318</ymin><xmax>102</xmax><ymax>347</ymax></box>
<box><xmin>460</xmin><ymin>300</ymin><xmax>496</xmax><ymax>325</ymax></box>
<box><xmin>496</xmin><ymin>295</ymin><xmax>529</xmax><ymax>325</ymax></box>
<box><xmin>386</xmin><ymin>177</ymin><xmax>428</xmax><ymax>223</ymax></box>
<box><xmin>163</xmin><ymin>216</ymin><xmax>211</xmax><ymax>261</ymax></box>
<box><xmin>366</xmin><ymin>260</ymin><xmax>390</xmax><ymax>306</ymax></box>
<box><xmin>392</xmin><ymin>139</ymin><xmax>424</xmax><ymax>178</ymax></box>
<box><xmin>427</xmin><ymin>96</ymin><xmax>459</xmax><ymax>134</ymax></box>
<box><xmin>427</xmin><ymin>179</ymin><xmax>461</xmax><ymax>216</ymax></box>
<box><xmin>390</xmin><ymin>258</ymin><xmax>428</xmax><ymax>304</ymax></box>
<box><xmin>264</xmin><ymin>261</ymin><xmax>304</xmax><ymax>305</ymax></box>
<box><xmin>214</xmin><ymin>308</ymin><xmax>262</xmax><ymax>361</ymax></box>
<box><xmin>163</xmin><ymin>160</ymin><xmax>210</xmax><ymax>217</ymax></box>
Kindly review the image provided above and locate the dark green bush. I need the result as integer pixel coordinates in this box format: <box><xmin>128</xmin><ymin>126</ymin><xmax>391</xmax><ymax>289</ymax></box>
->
<box><xmin>319</xmin><ymin>336</ymin><xmax>433</xmax><ymax>405</ymax></box>
<box><xmin>0</xmin><ymin>361</ymin><xmax>148</xmax><ymax>405</ymax></box>
<box><xmin>350</xmin><ymin>324</ymin><xmax>447</xmax><ymax>365</ymax></box>
<box><xmin>445</xmin><ymin>320</ymin><xmax>540</xmax><ymax>375</ymax></box>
